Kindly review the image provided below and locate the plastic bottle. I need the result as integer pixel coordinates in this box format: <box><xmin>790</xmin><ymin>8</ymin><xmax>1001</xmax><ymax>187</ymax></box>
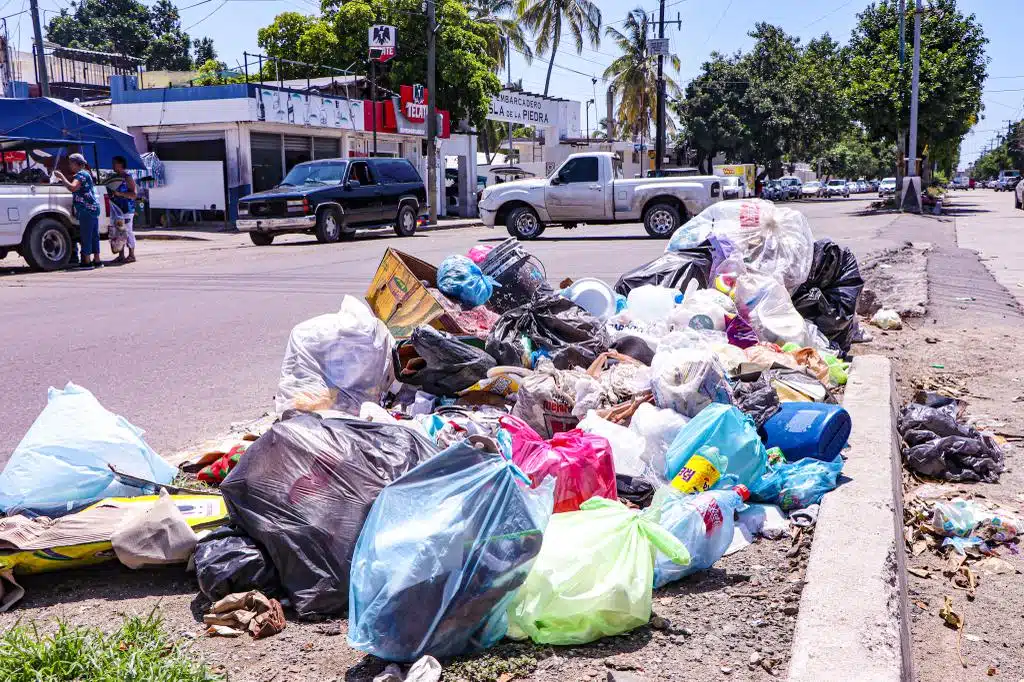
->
<box><xmin>626</xmin><ymin>285</ymin><xmax>680</xmax><ymax>323</ymax></box>
<box><xmin>652</xmin><ymin>485</ymin><xmax>750</xmax><ymax>587</ymax></box>
<box><xmin>670</xmin><ymin>445</ymin><xmax>729</xmax><ymax>493</ymax></box>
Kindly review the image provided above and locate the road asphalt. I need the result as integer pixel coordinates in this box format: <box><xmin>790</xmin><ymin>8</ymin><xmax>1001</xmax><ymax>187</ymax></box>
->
<box><xmin>0</xmin><ymin>191</ymin><xmax>1018</xmax><ymax>462</ymax></box>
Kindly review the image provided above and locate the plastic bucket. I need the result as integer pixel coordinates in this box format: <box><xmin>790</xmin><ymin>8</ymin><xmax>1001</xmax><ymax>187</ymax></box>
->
<box><xmin>481</xmin><ymin>239</ymin><xmax>551</xmax><ymax>312</ymax></box>
<box><xmin>562</xmin><ymin>278</ymin><xmax>617</xmax><ymax>320</ymax></box>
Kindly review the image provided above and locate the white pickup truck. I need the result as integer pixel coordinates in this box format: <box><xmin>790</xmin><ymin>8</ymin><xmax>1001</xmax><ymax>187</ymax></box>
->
<box><xmin>478</xmin><ymin>152</ymin><xmax>722</xmax><ymax>239</ymax></box>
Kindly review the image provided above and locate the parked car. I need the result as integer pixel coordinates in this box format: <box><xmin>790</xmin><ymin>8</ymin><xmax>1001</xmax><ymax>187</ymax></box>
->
<box><xmin>0</xmin><ymin>137</ymin><xmax>113</xmax><ymax>271</ymax></box>
<box><xmin>852</xmin><ymin>179</ymin><xmax>866</xmax><ymax>193</ymax></box>
<box><xmin>760</xmin><ymin>180</ymin><xmax>781</xmax><ymax>200</ymax></box>
<box><xmin>995</xmin><ymin>170</ymin><xmax>1021</xmax><ymax>192</ymax></box>
<box><xmin>236</xmin><ymin>157</ymin><xmax>426</xmax><ymax>245</ymax></box>
<box><xmin>1015</xmin><ymin>175</ymin><xmax>1024</xmax><ymax>210</ymax></box>
<box><xmin>478</xmin><ymin>152</ymin><xmax>722</xmax><ymax>239</ymax></box>
<box><xmin>778</xmin><ymin>176</ymin><xmax>803</xmax><ymax>200</ymax></box>
<box><xmin>878</xmin><ymin>177</ymin><xmax>897</xmax><ymax>197</ymax></box>
<box><xmin>826</xmin><ymin>179</ymin><xmax>850</xmax><ymax>197</ymax></box>
<box><xmin>720</xmin><ymin>176</ymin><xmax>746</xmax><ymax>200</ymax></box>
<box><xmin>800</xmin><ymin>181</ymin><xmax>823</xmax><ymax>198</ymax></box>
<box><xmin>986</xmin><ymin>179</ymin><xmax>999</xmax><ymax>189</ymax></box>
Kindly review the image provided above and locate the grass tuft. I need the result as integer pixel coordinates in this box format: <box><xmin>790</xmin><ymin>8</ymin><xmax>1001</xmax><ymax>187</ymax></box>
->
<box><xmin>0</xmin><ymin>610</ymin><xmax>222</xmax><ymax>681</ymax></box>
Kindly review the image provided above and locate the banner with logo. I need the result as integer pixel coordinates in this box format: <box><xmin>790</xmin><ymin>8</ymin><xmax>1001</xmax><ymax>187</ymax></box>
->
<box><xmin>253</xmin><ymin>87</ymin><xmax>364</xmax><ymax>131</ymax></box>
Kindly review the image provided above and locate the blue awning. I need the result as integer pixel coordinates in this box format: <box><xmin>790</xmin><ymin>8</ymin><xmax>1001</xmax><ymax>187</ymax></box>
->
<box><xmin>0</xmin><ymin>98</ymin><xmax>144</xmax><ymax>169</ymax></box>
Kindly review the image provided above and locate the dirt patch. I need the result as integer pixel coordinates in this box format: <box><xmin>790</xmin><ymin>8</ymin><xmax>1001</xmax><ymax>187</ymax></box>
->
<box><xmin>858</xmin><ymin>243</ymin><xmax>930</xmax><ymax>318</ymax></box>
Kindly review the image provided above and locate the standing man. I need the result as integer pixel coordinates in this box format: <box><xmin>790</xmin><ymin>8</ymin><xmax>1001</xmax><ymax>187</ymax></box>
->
<box><xmin>53</xmin><ymin>153</ymin><xmax>102</xmax><ymax>269</ymax></box>
<box><xmin>109</xmin><ymin>155</ymin><xmax>138</xmax><ymax>263</ymax></box>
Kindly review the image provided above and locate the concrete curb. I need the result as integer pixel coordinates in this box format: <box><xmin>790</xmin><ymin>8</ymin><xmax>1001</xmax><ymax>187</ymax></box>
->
<box><xmin>420</xmin><ymin>219</ymin><xmax>484</xmax><ymax>232</ymax></box>
<box><xmin>787</xmin><ymin>355</ymin><xmax>913</xmax><ymax>682</ymax></box>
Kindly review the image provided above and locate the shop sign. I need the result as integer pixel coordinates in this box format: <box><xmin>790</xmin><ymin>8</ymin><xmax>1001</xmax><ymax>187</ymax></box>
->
<box><xmin>486</xmin><ymin>89</ymin><xmax>560</xmax><ymax>127</ymax></box>
<box><xmin>400</xmin><ymin>84</ymin><xmax>428</xmax><ymax>123</ymax></box>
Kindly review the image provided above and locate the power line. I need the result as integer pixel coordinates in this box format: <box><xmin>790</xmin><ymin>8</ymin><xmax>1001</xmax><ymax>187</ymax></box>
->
<box><xmin>701</xmin><ymin>0</ymin><xmax>734</xmax><ymax>49</ymax></box>
<box><xmin>798</xmin><ymin>0</ymin><xmax>856</xmax><ymax>32</ymax></box>
<box><xmin>184</xmin><ymin>0</ymin><xmax>226</xmax><ymax>29</ymax></box>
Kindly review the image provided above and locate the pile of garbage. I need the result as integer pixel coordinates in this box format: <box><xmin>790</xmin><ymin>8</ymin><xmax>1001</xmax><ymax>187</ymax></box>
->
<box><xmin>0</xmin><ymin>199</ymin><xmax>861</xmax><ymax>662</ymax></box>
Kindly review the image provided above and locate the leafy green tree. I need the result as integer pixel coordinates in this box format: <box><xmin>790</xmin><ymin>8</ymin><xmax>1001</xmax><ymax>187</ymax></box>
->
<box><xmin>603</xmin><ymin>7</ymin><xmax>679</xmax><ymax>141</ymax></box>
<box><xmin>518</xmin><ymin>0</ymin><xmax>601</xmax><ymax>95</ymax></box>
<box><xmin>258</xmin><ymin>0</ymin><xmax>501</xmax><ymax>128</ymax></box>
<box><xmin>193</xmin><ymin>37</ymin><xmax>217</xmax><ymax>66</ymax></box>
<box><xmin>819</xmin><ymin>127</ymin><xmax>894</xmax><ymax>180</ymax></box>
<box><xmin>845</xmin><ymin>0</ymin><xmax>987</xmax><ymax>170</ymax></box>
<box><xmin>672</xmin><ymin>53</ymin><xmax>747</xmax><ymax>174</ymax></box>
<box><xmin>468</xmin><ymin>0</ymin><xmax>533</xmax><ymax>72</ymax></box>
<box><xmin>192</xmin><ymin>59</ymin><xmax>245</xmax><ymax>86</ymax></box>
<box><xmin>146</xmin><ymin>1</ymin><xmax>192</xmax><ymax>70</ymax></box>
<box><xmin>788</xmin><ymin>34</ymin><xmax>849</xmax><ymax>165</ymax></box>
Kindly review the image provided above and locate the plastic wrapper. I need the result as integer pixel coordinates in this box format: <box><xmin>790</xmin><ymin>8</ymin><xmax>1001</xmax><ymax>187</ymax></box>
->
<box><xmin>749</xmin><ymin>456</ymin><xmax>843</xmax><ymax>511</ymax></box>
<box><xmin>629</xmin><ymin>403</ymin><xmax>689</xmax><ymax>482</ymax></box>
<box><xmin>0</xmin><ymin>382</ymin><xmax>176</xmax><ymax>517</ymax></box>
<box><xmin>275</xmin><ymin>296</ymin><xmax>395</xmax><ymax>415</ymax></box>
<box><xmin>790</xmin><ymin>239</ymin><xmax>864</xmax><ymax>353</ymax></box>
<box><xmin>685</xmin><ymin>200</ymin><xmax>813</xmax><ymax>292</ymax></box>
<box><xmin>730</xmin><ymin>373</ymin><xmax>782</xmax><ymax>429</ymax></box>
<box><xmin>194</xmin><ymin>527</ymin><xmax>280</xmax><ymax>602</ymax></box>
<box><xmin>650</xmin><ymin>347</ymin><xmax>732</xmax><ymax>418</ymax></box>
<box><xmin>572</xmin><ymin>357</ymin><xmax>652</xmax><ymax>419</ymax></box>
<box><xmin>347</xmin><ymin>438</ymin><xmax>554</xmax><ymax>662</ymax></box>
<box><xmin>501</xmin><ymin>415</ymin><xmax>617</xmax><ymax>513</ymax></box>
<box><xmin>664</xmin><ymin>403</ymin><xmax>769</xmax><ymax>489</ymax></box>
<box><xmin>399</xmin><ymin>325</ymin><xmax>496</xmax><ymax>396</ymax></box>
<box><xmin>613</xmin><ymin>244</ymin><xmax>715</xmax><ymax>298</ymax></box>
<box><xmin>898</xmin><ymin>403</ymin><xmax>1004</xmax><ymax>483</ymax></box>
<box><xmin>486</xmin><ymin>296</ymin><xmax>610</xmax><ymax>370</ymax></box>
<box><xmin>615</xmin><ymin>474</ymin><xmax>655</xmax><ymax>508</ymax></box>
<box><xmin>437</xmin><ymin>255</ymin><xmax>497</xmax><ymax>308</ymax></box>
<box><xmin>510</xmin><ymin>362</ymin><xmax>591</xmax><ymax>437</ymax></box>
<box><xmin>506</xmin><ymin>497</ymin><xmax>689</xmax><ymax>645</ymax></box>
<box><xmin>930</xmin><ymin>498</ymin><xmax>1020</xmax><ymax>545</ymax></box>
<box><xmin>726</xmin><ymin>315</ymin><xmax>759</xmax><ymax>349</ymax></box>
<box><xmin>220</xmin><ymin>413</ymin><xmax>438</xmax><ymax>619</ymax></box>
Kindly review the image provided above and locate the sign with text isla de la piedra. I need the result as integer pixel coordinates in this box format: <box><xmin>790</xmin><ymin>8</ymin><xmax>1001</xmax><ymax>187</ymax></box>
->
<box><xmin>400</xmin><ymin>84</ymin><xmax>428</xmax><ymax>123</ymax></box>
<box><xmin>369</xmin><ymin>25</ymin><xmax>397</xmax><ymax>63</ymax></box>
<box><xmin>486</xmin><ymin>89</ymin><xmax>560</xmax><ymax>128</ymax></box>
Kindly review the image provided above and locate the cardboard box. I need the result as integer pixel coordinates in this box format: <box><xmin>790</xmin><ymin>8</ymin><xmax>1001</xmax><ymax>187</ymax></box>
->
<box><xmin>365</xmin><ymin>248</ymin><xmax>468</xmax><ymax>339</ymax></box>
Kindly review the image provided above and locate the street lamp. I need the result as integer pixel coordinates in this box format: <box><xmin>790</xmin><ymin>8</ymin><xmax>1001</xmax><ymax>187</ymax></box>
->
<box><xmin>586</xmin><ymin>99</ymin><xmax>595</xmax><ymax>139</ymax></box>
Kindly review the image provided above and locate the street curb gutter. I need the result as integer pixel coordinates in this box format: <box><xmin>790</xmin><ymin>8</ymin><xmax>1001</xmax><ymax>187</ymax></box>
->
<box><xmin>787</xmin><ymin>355</ymin><xmax>913</xmax><ymax>682</ymax></box>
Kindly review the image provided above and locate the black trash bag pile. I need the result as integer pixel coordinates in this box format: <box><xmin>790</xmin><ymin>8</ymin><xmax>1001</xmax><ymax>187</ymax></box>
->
<box><xmin>220</xmin><ymin>413</ymin><xmax>438</xmax><ymax>619</ymax></box>
<box><xmin>615</xmin><ymin>474</ymin><xmax>655</xmax><ymax>508</ymax></box>
<box><xmin>400</xmin><ymin>325</ymin><xmax>496</xmax><ymax>396</ymax></box>
<box><xmin>791</xmin><ymin>239</ymin><xmax>864</xmax><ymax>353</ymax></box>
<box><xmin>730</xmin><ymin>373</ymin><xmax>782</xmax><ymax>429</ymax></box>
<box><xmin>486</xmin><ymin>295</ymin><xmax>610</xmax><ymax>370</ymax></box>
<box><xmin>898</xmin><ymin>402</ymin><xmax>1004</xmax><ymax>483</ymax></box>
<box><xmin>194</xmin><ymin>526</ymin><xmax>280</xmax><ymax>602</ymax></box>
<box><xmin>613</xmin><ymin>243</ymin><xmax>715</xmax><ymax>297</ymax></box>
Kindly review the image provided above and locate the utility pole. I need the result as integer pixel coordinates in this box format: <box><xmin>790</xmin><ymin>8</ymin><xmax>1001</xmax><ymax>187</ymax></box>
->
<box><xmin>908</xmin><ymin>0</ymin><xmax>921</xmax><ymax>179</ymax></box>
<box><xmin>29</xmin><ymin>0</ymin><xmax>50</xmax><ymax>97</ymax></box>
<box><xmin>506</xmin><ymin>36</ymin><xmax>513</xmax><ymax>166</ymax></box>
<box><xmin>426</xmin><ymin>0</ymin><xmax>438</xmax><ymax>225</ymax></box>
<box><xmin>896</xmin><ymin>0</ymin><xmax>905</xmax><ymax>197</ymax></box>
<box><xmin>654</xmin><ymin>0</ymin><xmax>667</xmax><ymax>173</ymax></box>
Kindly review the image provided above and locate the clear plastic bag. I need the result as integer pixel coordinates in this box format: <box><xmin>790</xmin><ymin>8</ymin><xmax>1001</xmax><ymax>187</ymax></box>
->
<box><xmin>650</xmin><ymin>347</ymin><xmax>732</xmax><ymax>418</ymax></box>
<box><xmin>506</xmin><ymin>497</ymin><xmax>689</xmax><ymax>645</ymax></box>
<box><xmin>348</xmin><ymin>438</ymin><xmax>554</xmax><ymax>662</ymax></box>
<box><xmin>735</xmin><ymin>271</ymin><xmax>811</xmax><ymax>347</ymax></box>
<box><xmin>0</xmin><ymin>382</ymin><xmax>176</xmax><ymax>517</ymax></box>
<box><xmin>275</xmin><ymin>296</ymin><xmax>396</xmax><ymax>415</ymax></box>
<box><xmin>501</xmin><ymin>415</ymin><xmax>618</xmax><ymax>513</ymax></box>
<box><xmin>629</xmin><ymin>403</ymin><xmax>689</xmax><ymax>483</ymax></box>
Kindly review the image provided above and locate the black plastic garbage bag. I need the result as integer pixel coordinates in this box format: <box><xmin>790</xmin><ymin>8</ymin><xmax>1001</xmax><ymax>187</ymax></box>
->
<box><xmin>898</xmin><ymin>403</ymin><xmax>1004</xmax><ymax>483</ymax></box>
<box><xmin>791</xmin><ymin>239</ymin><xmax>864</xmax><ymax>353</ymax></box>
<box><xmin>400</xmin><ymin>325</ymin><xmax>496</xmax><ymax>396</ymax></box>
<box><xmin>194</xmin><ymin>526</ymin><xmax>280</xmax><ymax>602</ymax></box>
<box><xmin>220</xmin><ymin>413</ymin><xmax>438</xmax><ymax>619</ymax></box>
<box><xmin>486</xmin><ymin>295</ymin><xmax>610</xmax><ymax>370</ymax></box>
<box><xmin>615</xmin><ymin>474</ymin><xmax>655</xmax><ymax>508</ymax></box>
<box><xmin>731</xmin><ymin>373</ymin><xmax>782</xmax><ymax>429</ymax></box>
<box><xmin>613</xmin><ymin>243</ymin><xmax>715</xmax><ymax>297</ymax></box>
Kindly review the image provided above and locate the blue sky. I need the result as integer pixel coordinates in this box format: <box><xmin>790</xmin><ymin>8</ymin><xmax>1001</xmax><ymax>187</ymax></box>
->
<box><xmin>10</xmin><ymin>0</ymin><xmax>1021</xmax><ymax>168</ymax></box>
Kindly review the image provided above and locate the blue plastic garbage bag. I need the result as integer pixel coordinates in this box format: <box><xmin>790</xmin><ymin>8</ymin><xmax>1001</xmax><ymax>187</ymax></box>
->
<box><xmin>348</xmin><ymin>436</ymin><xmax>554</xmax><ymax>662</ymax></box>
<box><xmin>749</xmin><ymin>455</ymin><xmax>843</xmax><ymax>511</ymax></box>
<box><xmin>664</xmin><ymin>403</ymin><xmax>768</xmax><ymax>489</ymax></box>
<box><xmin>0</xmin><ymin>382</ymin><xmax>175</xmax><ymax>517</ymax></box>
<box><xmin>437</xmin><ymin>255</ymin><xmax>498</xmax><ymax>307</ymax></box>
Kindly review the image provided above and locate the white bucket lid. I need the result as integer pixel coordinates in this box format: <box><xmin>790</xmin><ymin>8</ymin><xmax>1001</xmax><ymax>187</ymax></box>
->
<box><xmin>562</xmin><ymin>277</ymin><xmax>617</xmax><ymax>319</ymax></box>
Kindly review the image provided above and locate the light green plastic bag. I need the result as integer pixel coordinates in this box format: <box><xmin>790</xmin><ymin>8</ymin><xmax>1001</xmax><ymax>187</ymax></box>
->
<box><xmin>506</xmin><ymin>497</ymin><xmax>690</xmax><ymax>645</ymax></box>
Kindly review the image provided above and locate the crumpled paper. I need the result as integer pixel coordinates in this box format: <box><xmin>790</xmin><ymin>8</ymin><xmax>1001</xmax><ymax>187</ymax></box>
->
<box><xmin>204</xmin><ymin>590</ymin><xmax>286</xmax><ymax>639</ymax></box>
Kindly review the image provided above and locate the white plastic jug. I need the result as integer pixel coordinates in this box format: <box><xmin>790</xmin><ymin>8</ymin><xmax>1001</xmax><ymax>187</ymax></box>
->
<box><xmin>626</xmin><ymin>285</ymin><xmax>679</xmax><ymax>323</ymax></box>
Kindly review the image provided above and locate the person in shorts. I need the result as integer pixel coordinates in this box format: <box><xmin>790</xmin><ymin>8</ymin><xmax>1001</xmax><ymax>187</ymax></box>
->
<box><xmin>54</xmin><ymin>153</ymin><xmax>102</xmax><ymax>269</ymax></box>
<box><xmin>109</xmin><ymin>155</ymin><xmax>138</xmax><ymax>263</ymax></box>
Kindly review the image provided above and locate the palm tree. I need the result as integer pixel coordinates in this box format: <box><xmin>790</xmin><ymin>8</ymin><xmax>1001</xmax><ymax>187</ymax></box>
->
<box><xmin>469</xmin><ymin>0</ymin><xmax>533</xmax><ymax>72</ymax></box>
<box><xmin>518</xmin><ymin>0</ymin><xmax>601</xmax><ymax>95</ymax></box>
<box><xmin>603</xmin><ymin>7</ymin><xmax>680</xmax><ymax>141</ymax></box>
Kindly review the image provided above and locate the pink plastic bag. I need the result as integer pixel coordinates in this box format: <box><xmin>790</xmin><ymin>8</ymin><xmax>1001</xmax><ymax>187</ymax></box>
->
<box><xmin>500</xmin><ymin>415</ymin><xmax>617</xmax><ymax>513</ymax></box>
<box><xmin>467</xmin><ymin>244</ymin><xmax>494</xmax><ymax>264</ymax></box>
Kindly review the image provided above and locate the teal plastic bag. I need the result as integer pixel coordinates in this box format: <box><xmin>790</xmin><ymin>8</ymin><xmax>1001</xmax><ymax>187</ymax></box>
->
<box><xmin>507</xmin><ymin>497</ymin><xmax>689</xmax><ymax>645</ymax></box>
<box><xmin>749</xmin><ymin>455</ymin><xmax>843</xmax><ymax>510</ymax></box>
<box><xmin>348</xmin><ymin>437</ymin><xmax>554</xmax><ymax>661</ymax></box>
<box><xmin>664</xmin><ymin>403</ymin><xmax>768</xmax><ymax>489</ymax></box>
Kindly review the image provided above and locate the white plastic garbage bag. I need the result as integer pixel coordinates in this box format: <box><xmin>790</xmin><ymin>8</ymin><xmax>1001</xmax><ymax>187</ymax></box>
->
<box><xmin>0</xmin><ymin>382</ymin><xmax>176</xmax><ymax>517</ymax></box>
<box><xmin>734</xmin><ymin>271</ymin><xmax>810</xmax><ymax>347</ymax></box>
<box><xmin>680</xmin><ymin>200</ymin><xmax>814</xmax><ymax>293</ymax></box>
<box><xmin>275</xmin><ymin>296</ymin><xmax>396</xmax><ymax>415</ymax></box>
<box><xmin>650</xmin><ymin>347</ymin><xmax>732</xmax><ymax>418</ymax></box>
<box><xmin>629</xmin><ymin>403</ymin><xmax>689</xmax><ymax>482</ymax></box>
<box><xmin>577</xmin><ymin>411</ymin><xmax>655</xmax><ymax>481</ymax></box>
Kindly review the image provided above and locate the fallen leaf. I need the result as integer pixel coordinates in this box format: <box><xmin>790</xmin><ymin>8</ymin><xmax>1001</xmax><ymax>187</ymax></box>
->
<box><xmin>987</xmin><ymin>665</ymin><xmax>998</xmax><ymax>676</ymax></box>
<box><xmin>497</xmin><ymin>674</ymin><xmax>514</xmax><ymax>682</ymax></box>
<box><xmin>975</xmin><ymin>557</ymin><xmax>1015</xmax><ymax>575</ymax></box>
<box><xmin>940</xmin><ymin>596</ymin><xmax>964</xmax><ymax>630</ymax></box>
<box><xmin>913</xmin><ymin>600</ymin><xmax>930</xmax><ymax>610</ymax></box>
<box><xmin>908</xmin><ymin>567</ymin><xmax>932</xmax><ymax>579</ymax></box>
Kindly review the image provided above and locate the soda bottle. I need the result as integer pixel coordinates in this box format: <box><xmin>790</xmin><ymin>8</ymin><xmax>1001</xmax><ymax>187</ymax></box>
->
<box><xmin>670</xmin><ymin>445</ymin><xmax>729</xmax><ymax>494</ymax></box>
<box><xmin>652</xmin><ymin>485</ymin><xmax>750</xmax><ymax>587</ymax></box>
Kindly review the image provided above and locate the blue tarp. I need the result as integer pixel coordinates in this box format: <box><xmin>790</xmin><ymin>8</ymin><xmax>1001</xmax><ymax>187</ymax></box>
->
<box><xmin>0</xmin><ymin>98</ymin><xmax>144</xmax><ymax>169</ymax></box>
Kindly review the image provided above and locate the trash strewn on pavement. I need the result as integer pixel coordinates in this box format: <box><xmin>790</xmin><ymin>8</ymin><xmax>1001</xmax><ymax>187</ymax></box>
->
<box><xmin>0</xmin><ymin>199</ymin><xmax>865</xmax><ymax>666</ymax></box>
